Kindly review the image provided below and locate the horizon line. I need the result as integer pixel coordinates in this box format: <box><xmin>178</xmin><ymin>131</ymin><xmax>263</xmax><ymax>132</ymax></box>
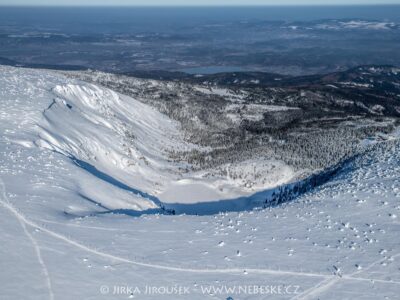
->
<box><xmin>1</xmin><ymin>3</ymin><xmax>400</xmax><ymax>7</ymax></box>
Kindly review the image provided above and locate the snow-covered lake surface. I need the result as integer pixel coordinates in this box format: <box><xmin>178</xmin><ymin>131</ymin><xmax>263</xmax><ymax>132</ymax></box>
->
<box><xmin>0</xmin><ymin>66</ymin><xmax>399</xmax><ymax>299</ymax></box>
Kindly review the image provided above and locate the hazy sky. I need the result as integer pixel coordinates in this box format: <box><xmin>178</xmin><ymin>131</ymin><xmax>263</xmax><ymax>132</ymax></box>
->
<box><xmin>0</xmin><ymin>0</ymin><xmax>399</xmax><ymax>6</ymax></box>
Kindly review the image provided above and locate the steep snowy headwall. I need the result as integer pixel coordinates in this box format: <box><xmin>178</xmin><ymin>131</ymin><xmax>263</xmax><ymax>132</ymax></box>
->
<box><xmin>37</xmin><ymin>83</ymin><xmax>194</xmax><ymax>196</ymax></box>
<box><xmin>0</xmin><ymin>66</ymin><xmax>299</xmax><ymax>211</ymax></box>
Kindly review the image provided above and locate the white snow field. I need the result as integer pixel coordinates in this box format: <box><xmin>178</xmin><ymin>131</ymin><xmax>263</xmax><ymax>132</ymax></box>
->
<box><xmin>0</xmin><ymin>65</ymin><xmax>400</xmax><ymax>299</ymax></box>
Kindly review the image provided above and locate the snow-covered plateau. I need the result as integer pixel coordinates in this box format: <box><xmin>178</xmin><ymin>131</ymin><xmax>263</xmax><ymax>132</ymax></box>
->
<box><xmin>0</xmin><ymin>65</ymin><xmax>399</xmax><ymax>299</ymax></box>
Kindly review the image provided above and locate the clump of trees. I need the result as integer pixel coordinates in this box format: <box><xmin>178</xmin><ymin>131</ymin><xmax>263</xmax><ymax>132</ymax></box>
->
<box><xmin>66</xmin><ymin>70</ymin><xmax>398</xmax><ymax>181</ymax></box>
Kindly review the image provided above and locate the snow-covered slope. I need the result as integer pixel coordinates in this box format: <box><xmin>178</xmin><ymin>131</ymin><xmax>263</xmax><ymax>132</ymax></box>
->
<box><xmin>1</xmin><ymin>66</ymin><xmax>399</xmax><ymax>299</ymax></box>
<box><xmin>37</xmin><ymin>82</ymin><xmax>194</xmax><ymax>208</ymax></box>
<box><xmin>0</xmin><ymin>65</ymin><xmax>298</xmax><ymax>208</ymax></box>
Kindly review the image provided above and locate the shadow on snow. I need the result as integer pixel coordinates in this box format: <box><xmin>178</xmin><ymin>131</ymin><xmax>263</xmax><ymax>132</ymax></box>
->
<box><xmin>68</xmin><ymin>153</ymin><xmax>355</xmax><ymax>217</ymax></box>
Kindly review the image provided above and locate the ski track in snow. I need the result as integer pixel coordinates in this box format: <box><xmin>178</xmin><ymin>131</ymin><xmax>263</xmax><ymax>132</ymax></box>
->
<box><xmin>349</xmin><ymin>251</ymin><xmax>400</xmax><ymax>277</ymax></box>
<box><xmin>1</xmin><ymin>176</ymin><xmax>399</xmax><ymax>300</ymax></box>
<box><xmin>0</xmin><ymin>179</ymin><xmax>328</xmax><ymax>278</ymax></box>
<box><xmin>292</xmin><ymin>264</ymin><xmax>400</xmax><ymax>300</ymax></box>
<box><xmin>291</xmin><ymin>277</ymin><xmax>340</xmax><ymax>300</ymax></box>
<box><xmin>36</xmin><ymin>218</ymin><xmax>186</xmax><ymax>233</ymax></box>
<box><xmin>0</xmin><ymin>178</ymin><xmax>54</xmax><ymax>300</ymax></box>
<box><xmin>1</xmin><ymin>66</ymin><xmax>400</xmax><ymax>299</ymax></box>
<box><xmin>288</xmin><ymin>215</ymin><xmax>400</xmax><ymax>299</ymax></box>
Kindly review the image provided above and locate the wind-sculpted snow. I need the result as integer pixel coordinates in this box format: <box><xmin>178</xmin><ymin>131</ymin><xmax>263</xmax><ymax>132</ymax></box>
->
<box><xmin>0</xmin><ymin>65</ymin><xmax>295</xmax><ymax>211</ymax></box>
<box><xmin>1</xmin><ymin>65</ymin><xmax>400</xmax><ymax>299</ymax></box>
<box><xmin>37</xmin><ymin>82</ymin><xmax>196</xmax><ymax>208</ymax></box>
